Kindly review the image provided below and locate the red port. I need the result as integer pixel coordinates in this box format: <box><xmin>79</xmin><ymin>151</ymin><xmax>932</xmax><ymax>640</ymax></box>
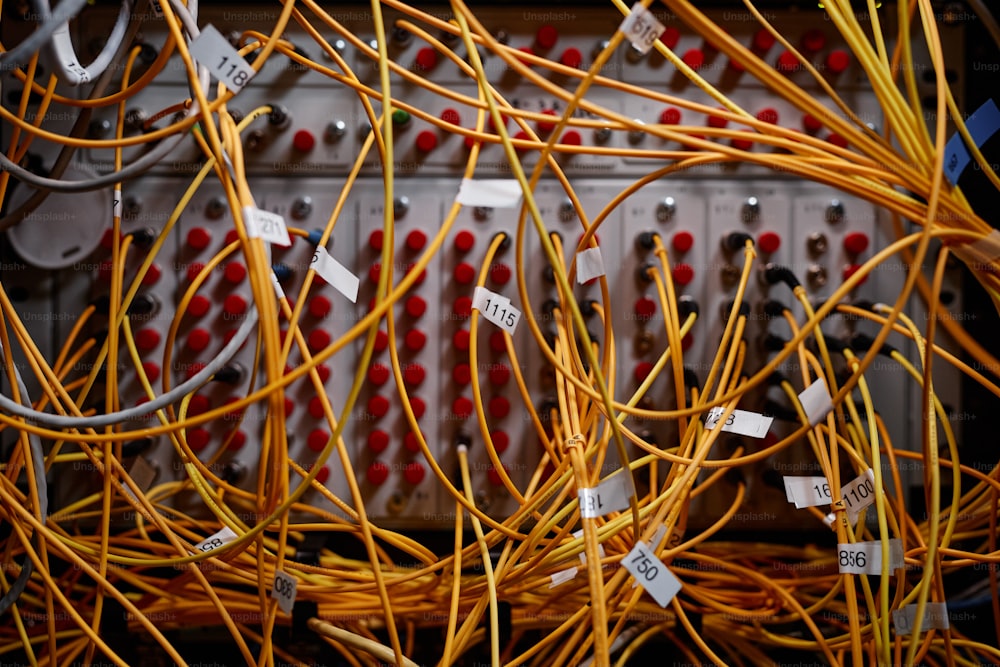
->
<box><xmin>187</xmin><ymin>428</ymin><xmax>210</xmax><ymax>452</ymax></box>
<box><xmin>187</xmin><ymin>328</ymin><xmax>211</xmax><ymax>352</ymax></box>
<box><xmin>681</xmin><ymin>48</ymin><xmax>704</xmax><ymax>70</ymax></box>
<box><xmin>753</xmin><ymin>28</ymin><xmax>776</xmax><ymax>52</ymax></box>
<box><xmin>758</xmin><ymin>231</ymin><xmax>782</xmax><ymax>254</ymax></box>
<box><xmin>406</xmin><ymin>229</ymin><xmax>428</xmax><ymax>251</ymax></box>
<box><xmin>406</xmin><ymin>295</ymin><xmax>427</xmax><ymax>318</ymax></box>
<box><xmin>142</xmin><ymin>264</ymin><xmax>162</xmax><ymax>286</ymax></box>
<box><xmin>404</xmin><ymin>461</ymin><xmax>426</xmax><ymax>485</ymax></box>
<box><xmin>368</xmin><ymin>363</ymin><xmax>390</xmax><ymax>386</ymax></box>
<box><xmin>307</xmin><ymin>428</ymin><xmax>329</xmax><ymax>452</ymax></box>
<box><xmin>489</xmin><ymin>365</ymin><xmax>511</xmax><ymax>386</ymax></box>
<box><xmin>135</xmin><ymin>327</ymin><xmax>161</xmax><ymax>351</ymax></box>
<box><xmin>560</xmin><ymin>130</ymin><xmax>582</xmax><ymax>146</ymax></box>
<box><xmin>659</xmin><ymin>27</ymin><xmax>681</xmax><ymax>50</ymax></box>
<box><xmin>826</xmin><ymin>49</ymin><xmax>850</xmax><ymax>74</ymax></box>
<box><xmin>440</xmin><ymin>108</ymin><xmax>461</xmax><ymax>125</ymax></box>
<box><xmin>634</xmin><ymin>297</ymin><xmax>656</xmax><ymax>320</ymax></box>
<box><xmin>452</xmin><ymin>396</ymin><xmax>474</xmax><ymax>418</ymax></box>
<box><xmin>491</xmin><ymin>263</ymin><xmax>512</xmax><ymax>285</ymax></box>
<box><xmin>367</xmin><ymin>461</ymin><xmax>389</xmax><ymax>485</ymax></box>
<box><xmin>659</xmin><ymin>107</ymin><xmax>682</xmax><ymax>125</ymax></box>
<box><xmin>536</xmin><ymin>24</ymin><xmax>558</xmax><ymax>50</ymax></box>
<box><xmin>672</xmin><ymin>263</ymin><xmax>695</xmax><ymax>285</ymax></box>
<box><xmin>368</xmin><ymin>229</ymin><xmax>384</xmax><ymax>251</ymax></box>
<box><xmin>453</xmin><ymin>364</ymin><xmax>472</xmax><ymax>385</ymax></box>
<box><xmin>404</xmin><ymin>431</ymin><xmax>421</xmax><ymax>452</ymax></box>
<box><xmin>309</xmin><ymin>296</ymin><xmax>332</xmax><ymax>318</ymax></box>
<box><xmin>634</xmin><ymin>361</ymin><xmax>655</xmax><ymax>382</ymax></box>
<box><xmin>801</xmin><ymin>29</ymin><xmax>826</xmax><ymax>53</ymax></box>
<box><xmin>455</xmin><ymin>230</ymin><xmax>475</xmax><ymax>252</ymax></box>
<box><xmin>187</xmin><ymin>295</ymin><xmax>209</xmax><ymax>318</ymax></box>
<box><xmin>843</xmin><ymin>231</ymin><xmax>869</xmax><ymax>255</ymax></box>
<box><xmin>223</xmin><ymin>294</ymin><xmax>247</xmax><ymax>316</ymax></box>
<box><xmin>141</xmin><ymin>362</ymin><xmax>160</xmax><ymax>383</ymax></box>
<box><xmin>368</xmin><ymin>430</ymin><xmax>389</xmax><ymax>453</ymax></box>
<box><xmin>756</xmin><ymin>108</ymin><xmax>779</xmax><ymax>125</ymax></box>
<box><xmin>489</xmin><ymin>396</ymin><xmax>511</xmax><ymax>418</ymax></box>
<box><xmin>223</xmin><ymin>262</ymin><xmax>247</xmax><ymax>284</ymax></box>
<box><xmin>453</xmin><ymin>329</ymin><xmax>470</xmax><ymax>351</ymax></box>
<box><xmin>492</xmin><ymin>430</ymin><xmax>509</xmax><ymax>453</ymax></box>
<box><xmin>672</xmin><ymin>231</ymin><xmax>694</xmax><ymax>254</ymax></box>
<box><xmin>308</xmin><ymin>329</ymin><xmax>331</xmax><ymax>352</ymax></box>
<box><xmin>415</xmin><ymin>47</ymin><xmax>438</xmax><ymax>71</ymax></box>
<box><xmin>292</xmin><ymin>129</ymin><xmax>316</xmax><ymax>152</ymax></box>
<box><xmin>404</xmin><ymin>364</ymin><xmax>426</xmax><ymax>386</ymax></box>
<box><xmin>367</xmin><ymin>395</ymin><xmax>390</xmax><ymax>418</ymax></box>
<box><xmin>186</xmin><ymin>227</ymin><xmax>212</xmax><ymax>250</ymax></box>
<box><xmin>776</xmin><ymin>50</ymin><xmax>800</xmax><ymax>73</ymax></box>
<box><xmin>405</xmin><ymin>329</ymin><xmax>427</xmax><ymax>351</ymax></box>
<box><xmin>374</xmin><ymin>330</ymin><xmax>389</xmax><ymax>352</ymax></box>
<box><xmin>415</xmin><ymin>130</ymin><xmax>438</xmax><ymax>153</ymax></box>
<box><xmin>453</xmin><ymin>296</ymin><xmax>473</xmax><ymax>319</ymax></box>
<box><xmin>560</xmin><ymin>47</ymin><xmax>582</xmax><ymax>69</ymax></box>
<box><xmin>803</xmin><ymin>113</ymin><xmax>823</xmax><ymax>133</ymax></box>
<box><xmin>454</xmin><ymin>262</ymin><xmax>476</xmax><ymax>284</ymax></box>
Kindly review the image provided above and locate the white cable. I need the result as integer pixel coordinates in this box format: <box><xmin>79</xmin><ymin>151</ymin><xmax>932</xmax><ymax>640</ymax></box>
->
<box><xmin>0</xmin><ymin>0</ymin><xmax>90</xmax><ymax>73</ymax></box>
<box><xmin>35</xmin><ymin>0</ymin><xmax>136</xmax><ymax>86</ymax></box>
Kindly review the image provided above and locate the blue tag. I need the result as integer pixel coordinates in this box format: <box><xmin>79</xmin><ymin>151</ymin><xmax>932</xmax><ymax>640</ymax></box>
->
<box><xmin>943</xmin><ymin>99</ymin><xmax>1000</xmax><ymax>186</ymax></box>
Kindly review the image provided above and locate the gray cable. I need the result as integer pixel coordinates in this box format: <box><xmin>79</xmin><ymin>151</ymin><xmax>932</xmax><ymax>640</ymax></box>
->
<box><xmin>0</xmin><ymin>305</ymin><xmax>258</xmax><ymax>428</ymax></box>
<box><xmin>0</xmin><ymin>0</ymin><xmax>89</xmax><ymax>73</ymax></box>
<box><xmin>0</xmin><ymin>348</ymin><xmax>47</xmax><ymax>615</ymax></box>
<box><xmin>34</xmin><ymin>0</ymin><xmax>134</xmax><ymax>86</ymax></box>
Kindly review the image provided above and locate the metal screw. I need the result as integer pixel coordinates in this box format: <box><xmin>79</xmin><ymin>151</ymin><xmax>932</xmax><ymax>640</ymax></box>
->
<box><xmin>473</xmin><ymin>206</ymin><xmax>493</xmax><ymax>222</ymax></box>
<box><xmin>123</xmin><ymin>196</ymin><xmax>142</xmax><ymax>219</ymax></box>
<box><xmin>558</xmin><ymin>199</ymin><xmax>576</xmax><ymax>222</ymax></box>
<box><xmin>291</xmin><ymin>196</ymin><xmax>313</xmax><ymax>220</ymax></box>
<box><xmin>807</xmin><ymin>232</ymin><xmax>829</xmax><ymax>255</ymax></box>
<box><xmin>393</xmin><ymin>195</ymin><xmax>410</xmax><ymax>219</ymax></box>
<box><xmin>742</xmin><ymin>196</ymin><xmax>761</xmax><ymax>223</ymax></box>
<box><xmin>205</xmin><ymin>196</ymin><xmax>227</xmax><ymax>220</ymax></box>
<box><xmin>593</xmin><ymin>127</ymin><xmax>612</xmax><ymax>144</ymax></box>
<box><xmin>655</xmin><ymin>197</ymin><xmax>676</xmax><ymax>223</ymax></box>
<box><xmin>825</xmin><ymin>199</ymin><xmax>845</xmax><ymax>224</ymax></box>
<box><xmin>807</xmin><ymin>264</ymin><xmax>828</xmax><ymax>288</ymax></box>
<box><xmin>325</xmin><ymin>119</ymin><xmax>347</xmax><ymax>142</ymax></box>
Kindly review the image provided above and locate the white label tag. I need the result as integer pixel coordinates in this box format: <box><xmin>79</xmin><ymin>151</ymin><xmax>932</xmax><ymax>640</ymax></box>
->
<box><xmin>578</xmin><ymin>471</ymin><xmax>634</xmax><ymax>519</ymax></box>
<box><xmin>113</xmin><ymin>189</ymin><xmax>123</xmax><ymax>219</ymax></box>
<box><xmin>456</xmin><ymin>179</ymin><xmax>523</xmax><ymax>208</ymax></box>
<box><xmin>841</xmin><ymin>469</ymin><xmax>876</xmax><ymax>520</ymax></box>
<box><xmin>270</xmin><ymin>271</ymin><xmax>286</xmax><ymax>300</ymax></box>
<box><xmin>194</xmin><ymin>526</ymin><xmax>238</xmax><ymax>553</ymax></box>
<box><xmin>892</xmin><ymin>603</ymin><xmax>949</xmax><ymax>635</ymax></box>
<box><xmin>799</xmin><ymin>379</ymin><xmax>834</xmax><ymax>426</ymax></box>
<box><xmin>271</xmin><ymin>570</ymin><xmax>297</xmax><ymax>614</ymax></box>
<box><xmin>704</xmin><ymin>407</ymin><xmax>774</xmax><ymax>438</ymax></box>
<box><xmin>837</xmin><ymin>538</ymin><xmax>904</xmax><ymax>575</ymax></box>
<box><xmin>573</xmin><ymin>529</ymin><xmax>606</xmax><ymax>563</ymax></box>
<box><xmin>311</xmin><ymin>246</ymin><xmax>359</xmax><ymax>303</ymax></box>
<box><xmin>549</xmin><ymin>566</ymin><xmax>578</xmax><ymax>588</ymax></box>
<box><xmin>123</xmin><ymin>457</ymin><xmax>156</xmax><ymax>502</ymax></box>
<box><xmin>243</xmin><ymin>206</ymin><xmax>291</xmax><ymax>247</ymax></box>
<box><xmin>189</xmin><ymin>25</ymin><xmax>255</xmax><ymax>93</ymax></box>
<box><xmin>783</xmin><ymin>475</ymin><xmax>831</xmax><ymax>509</ymax></box>
<box><xmin>472</xmin><ymin>287</ymin><xmax>521</xmax><ymax>334</ymax></box>
<box><xmin>622</xmin><ymin>542</ymin><xmax>682</xmax><ymax>607</ymax></box>
<box><xmin>648</xmin><ymin>524</ymin><xmax>668</xmax><ymax>550</ymax></box>
<box><xmin>576</xmin><ymin>247</ymin><xmax>606</xmax><ymax>283</ymax></box>
<box><xmin>619</xmin><ymin>3</ymin><xmax>667</xmax><ymax>54</ymax></box>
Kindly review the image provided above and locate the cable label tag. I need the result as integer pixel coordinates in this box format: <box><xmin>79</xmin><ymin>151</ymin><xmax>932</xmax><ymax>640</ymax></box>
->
<box><xmin>271</xmin><ymin>570</ymin><xmax>297</xmax><ymax>614</ymax></box>
<box><xmin>841</xmin><ymin>468</ymin><xmax>876</xmax><ymax>520</ymax></box>
<box><xmin>578</xmin><ymin>470</ymin><xmax>633</xmax><ymax>519</ymax></box>
<box><xmin>149</xmin><ymin>0</ymin><xmax>164</xmax><ymax>18</ymax></box>
<box><xmin>837</xmin><ymin>538</ymin><xmax>904</xmax><ymax>575</ymax></box>
<box><xmin>312</xmin><ymin>246</ymin><xmax>359</xmax><ymax>303</ymax></box>
<box><xmin>123</xmin><ymin>457</ymin><xmax>156</xmax><ymax>503</ymax></box>
<box><xmin>943</xmin><ymin>98</ymin><xmax>1000</xmax><ymax>186</ymax></box>
<box><xmin>573</xmin><ymin>529</ymin><xmax>606</xmax><ymax>563</ymax></box>
<box><xmin>549</xmin><ymin>566</ymin><xmax>578</xmax><ymax>588</ymax></box>
<box><xmin>783</xmin><ymin>476</ymin><xmax>832</xmax><ymax>509</ymax></box>
<box><xmin>619</xmin><ymin>3</ymin><xmax>667</xmax><ymax>54</ymax></box>
<box><xmin>576</xmin><ymin>247</ymin><xmax>606</xmax><ymax>283</ymax></box>
<box><xmin>194</xmin><ymin>526</ymin><xmax>238</xmax><ymax>553</ymax></box>
<box><xmin>243</xmin><ymin>206</ymin><xmax>291</xmax><ymax>247</ymax></box>
<box><xmin>704</xmin><ymin>407</ymin><xmax>774</xmax><ymax>438</ymax></box>
<box><xmin>270</xmin><ymin>271</ymin><xmax>286</xmax><ymax>300</ymax></box>
<box><xmin>472</xmin><ymin>286</ymin><xmax>521</xmax><ymax>334</ymax></box>
<box><xmin>456</xmin><ymin>179</ymin><xmax>523</xmax><ymax>208</ymax></box>
<box><xmin>623</xmin><ymin>542</ymin><xmax>682</xmax><ymax>607</ymax></box>
<box><xmin>189</xmin><ymin>25</ymin><xmax>255</xmax><ymax>93</ymax></box>
<box><xmin>892</xmin><ymin>603</ymin><xmax>949</xmax><ymax>635</ymax></box>
<box><xmin>798</xmin><ymin>379</ymin><xmax>834</xmax><ymax>426</ymax></box>
<box><xmin>113</xmin><ymin>189</ymin><xmax>123</xmax><ymax>219</ymax></box>
<box><xmin>648</xmin><ymin>524</ymin><xmax>668</xmax><ymax>550</ymax></box>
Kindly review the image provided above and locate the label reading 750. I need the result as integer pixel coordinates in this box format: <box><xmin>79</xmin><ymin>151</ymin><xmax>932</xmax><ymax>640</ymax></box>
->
<box><xmin>622</xmin><ymin>542</ymin><xmax>681</xmax><ymax>607</ymax></box>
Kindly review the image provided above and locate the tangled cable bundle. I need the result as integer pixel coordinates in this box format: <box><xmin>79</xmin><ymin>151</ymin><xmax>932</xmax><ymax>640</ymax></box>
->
<box><xmin>0</xmin><ymin>0</ymin><xmax>999</xmax><ymax>665</ymax></box>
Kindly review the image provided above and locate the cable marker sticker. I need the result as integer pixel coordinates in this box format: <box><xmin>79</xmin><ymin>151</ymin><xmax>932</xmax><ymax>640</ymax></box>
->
<box><xmin>472</xmin><ymin>286</ymin><xmax>521</xmax><ymax>334</ymax></box>
<box><xmin>623</xmin><ymin>542</ymin><xmax>682</xmax><ymax>607</ymax></box>
<box><xmin>576</xmin><ymin>247</ymin><xmax>606</xmax><ymax>283</ymax></box>
<box><xmin>244</xmin><ymin>206</ymin><xmax>291</xmax><ymax>247</ymax></box>
<box><xmin>943</xmin><ymin>98</ymin><xmax>999</xmax><ymax>186</ymax></box>
<box><xmin>194</xmin><ymin>526</ymin><xmax>238</xmax><ymax>554</ymax></box>
<box><xmin>312</xmin><ymin>246</ymin><xmax>359</xmax><ymax>303</ymax></box>
<box><xmin>837</xmin><ymin>538</ymin><xmax>903</xmax><ymax>575</ymax></box>
<box><xmin>620</xmin><ymin>3</ymin><xmax>667</xmax><ymax>54</ymax></box>
<box><xmin>704</xmin><ymin>407</ymin><xmax>774</xmax><ymax>438</ymax></box>
<box><xmin>783</xmin><ymin>476</ymin><xmax>832</xmax><ymax>509</ymax></box>
<box><xmin>573</xmin><ymin>529</ymin><xmax>606</xmax><ymax>563</ymax></box>
<box><xmin>271</xmin><ymin>570</ymin><xmax>297</xmax><ymax>614</ymax></box>
<box><xmin>799</xmin><ymin>379</ymin><xmax>834</xmax><ymax>426</ymax></box>
<box><xmin>892</xmin><ymin>603</ymin><xmax>949</xmax><ymax>635</ymax></box>
<box><xmin>578</xmin><ymin>470</ymin><xmax>634</xmax><ymax>518</ymax></box>
<box><xmin>549</xmin><ymin>567</ymin><xmax>578</xmax><ymax>588</ymax></box>
<box><xmin>456</xmin><ymin>179</ymin><xmax>523</xmax><ymax>208</ymax></box>
<box><xmin>189</xmin><ymin>25</ymin><xmax>255</xmax><ymax>93</ymax></box>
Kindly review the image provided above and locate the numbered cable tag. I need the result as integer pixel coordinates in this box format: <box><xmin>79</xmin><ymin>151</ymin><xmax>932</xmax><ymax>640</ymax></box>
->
<box><xmin>549</xmin><ymin>566</ymin><xmax>578</xmax><ymax>588</ymax></box>
<box><xmin>572</xmin><ymin>529</ymin><xmax>606</xmax><ymax>563</ymax></box>
<box><xmin>704</xmin><ymin>407</ymin><xmax>774</xmax><ymax>439</ymax></box>
<box><xmin>841</xmin><ymin>469</ymin><xmax>876</xmax><ymax>520</ymax></box>
<box><xmin>472</xmin><ymin>286</ymin><xmax>521</xmax><ymax>334</ymax></box>
<box><xmin>271</xmin><ymin>570</ymin><xmax>297</xmax><ymax>614</ymax></box>
<box><xmin>619</xmin><ymin>3</ymin><xmax>667</xmax><ymax>54</ymax></box>
<box><xmin>113</xmin><ymin>189</ymin><xmax>123</xmax><ymax>219</ymax></box>
<box><xmin>892</xmin><ymin>603</ymin><xmax>949</xmax><ymax>635</ymax></box>
<box><xmin>799</xmin><ymin>379</ymin><xmax>834</xmax><ymax>426</ymax></box>
<box><xmin>194</xmin><ymin>526</ymin><xmax>238</xmax><ymax>554</ymax></box>
<box><xmin>243</xmin><ymin>206</ymin><xmax>291</xmax><ymax>247</ymax></box>
<box><xmin>270</xmin><ymin>271</ymin><xmax>286</xmax><ymax>300</ymax></box>
<box><xmin>783</xmin><ymin>475</ymin><xmax>832</xmax><ymax>509</ymax></box>
<box><xmin>943</xmin><ymin>98</ymin><xmax>1000</xmax><ymax>186</ymax></box>
<box><xmin>578</xmin><ymin>470</ymin><xmax>634</xmax><ymax>519</ymax></box>
<box><xmin>576</xmin><ymin>247</ymin><xmax>606</xmax><ymax>283</ymax></box>
<box><xmin>188</xmin><ymin>25</ymin><xmax>255</xmax><ymax>93</ymax></box>
<box><xmin>456</xmin><ymin>179</ymin><xmax>523</xmax><ymax>208</ymax></box>
<box><xmin>622</xmin><ymin>542</ymin><xmax>682</xmax><ymax>607</ymax></box>
<box><xmin>312</xmin><ymin>246</ymin><xmax>359</xmax><ymax>303</ymax></box>
<box><xmin>837</xmin><ymin>538</ymin><xmax>904</xmax><ymax>575</ymax></box>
